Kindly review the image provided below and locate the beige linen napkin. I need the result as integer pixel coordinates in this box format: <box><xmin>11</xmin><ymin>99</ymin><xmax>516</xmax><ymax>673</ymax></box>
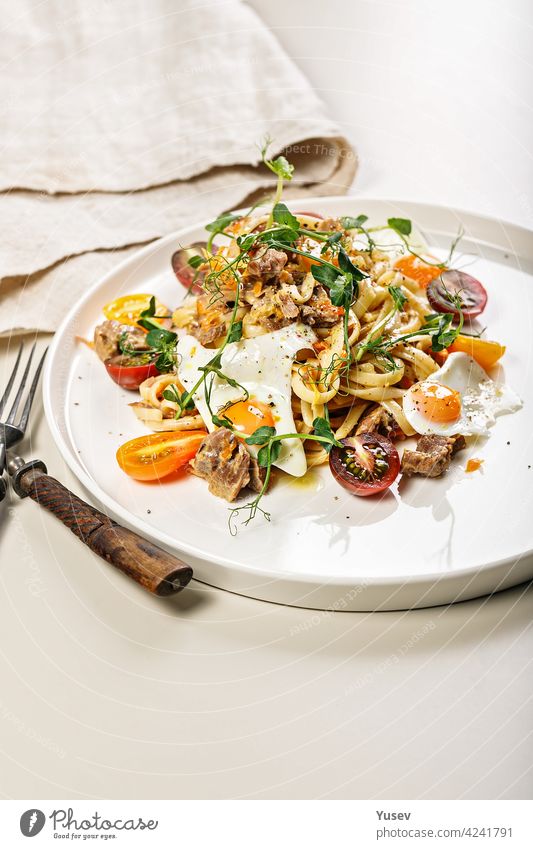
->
<box><xmin>0</xmin><ymin>0</ymin><xmax>356</xmax><ymax>335</ymax></box>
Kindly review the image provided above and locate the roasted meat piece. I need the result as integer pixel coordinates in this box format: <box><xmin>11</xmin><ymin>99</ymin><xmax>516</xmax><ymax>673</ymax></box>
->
<box><xmin>401</xmin><ymin>434</ymin><xmax>466</xmax><ymax>478</ymax></box>
<box><xmin>300</xmin><ymin>285</ymin><xmax>342</xmax><ymax>327</ymax></box>
<box><xmin>246</xmin><ymin>286</ymin><xmax>299</xmax><ymax>332</ymax></box>
<box><xmin>93</xmin><ymin>320</ymin><xmax>148</xmax><ymax>362</ymax></box>
<box><xmin>246</xmin><ymin>248</ymin><xmax>287</xmax><ymax>280</ymax></box>
<box><xmin>186</xmin><ymin>294</ymin><xmax>228</xmax><ymax>346</ymax></box>
<box><xmin>190</xmin><ymin>427</ymin><xmax>265</xmax><ymax>501</ymax></box>
<box><xmin>356</xmin><ymin>405</ymin><xmax>397</xmax><ymax>438</ymax></box>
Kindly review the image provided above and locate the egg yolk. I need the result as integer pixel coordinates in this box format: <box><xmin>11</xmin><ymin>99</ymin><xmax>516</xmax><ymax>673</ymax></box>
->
<box><xmin>410</xmin><ymin>382</ymin><xmax>462</xmax><ymax>423</ymax></box>
<box><xmin>223</xmin><ymin>399</ymin><xmax>275</xmax><ymax>435</ymax></box>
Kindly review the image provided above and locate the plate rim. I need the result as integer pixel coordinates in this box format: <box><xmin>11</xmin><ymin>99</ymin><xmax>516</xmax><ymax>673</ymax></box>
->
<box><xmin>42</xmin><ymin>196</ymin><xmax>533</xmax><ymax>596</ymax></box>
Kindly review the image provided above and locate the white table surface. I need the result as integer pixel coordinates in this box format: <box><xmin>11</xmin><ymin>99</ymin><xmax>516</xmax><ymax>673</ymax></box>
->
<box><xmin>0</xmin><ymin>0</ymin><xmax>532</xmax><ymax>800</ymax></box>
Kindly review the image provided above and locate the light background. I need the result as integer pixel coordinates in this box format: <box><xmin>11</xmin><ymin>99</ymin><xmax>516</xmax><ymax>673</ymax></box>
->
<box><xmin>248</xmin><ymin>0</ymin><xmax>533</xmax><ymax>227</ymax></box>
<box><xmin>0</xmin><ymin>0</ymin><xmax>532</xmax><ymax>800</ymax></box>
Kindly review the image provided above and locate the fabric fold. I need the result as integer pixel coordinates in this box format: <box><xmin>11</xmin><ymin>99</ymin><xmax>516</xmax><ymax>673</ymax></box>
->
<box><xmin>0</xmin><ymin>0</ymin><xmax>357</xmax><ymax>335</ymax></box>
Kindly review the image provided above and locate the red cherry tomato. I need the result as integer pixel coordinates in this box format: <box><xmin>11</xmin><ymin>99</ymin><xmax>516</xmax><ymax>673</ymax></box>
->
<box><xmin>296</xmin><ymin>211</ymin><xmax>324</xmax><ymax>219</ymax></box>
<box><xmin>104</xmin><ymin>354</ymin><xmax>159</xmax><ymax>391</ymax></box>
<box><xmin>329</xmin><ymin>432</ymin><xmax>400</xmax><ymax>496</ymax></box>
<box><xmin>427</xmin><ymin>270</ymin><xmax>487</xmax><ymax>320</ymax></box>
<box><xmin>171</xmin><ymin>242</ymin><xmax>207</xmax><ymax>295</ymax></box>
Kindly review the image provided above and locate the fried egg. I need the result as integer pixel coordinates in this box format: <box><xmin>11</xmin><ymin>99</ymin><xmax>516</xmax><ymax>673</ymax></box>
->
<box><xmin>403</xmin><ymin>352</ymin><xmax>521</xmax><ymax>437</ymax></box>
<box><xmin>176</xmin><ymin>323</ymin><xmax>317</xmax><ymax>476</ymax></box>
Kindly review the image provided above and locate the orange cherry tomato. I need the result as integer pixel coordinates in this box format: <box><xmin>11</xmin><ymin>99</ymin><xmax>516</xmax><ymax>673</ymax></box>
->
<box><xmin>103</xmin><ymin>294</ymin><xmax>169</xmax><ymax>327</ymax></box>
<box><xmin>447</xmin><ymin>335</ymin><xmax>505</xmax><ymax>370</ymax></box>
<box><xmin>394</xmin><ymin>255</ymin><xmax>444</xmax><ymax>288</ymax></box>
<box><xmin>223</xmin><ymin>400</ymin><xmax>275</xmax><ymax>436</ymax></box>
<box><xmin>116</xmin><ymin>431</ymin><xmax>206</xmax><ymax>481</ymax></box>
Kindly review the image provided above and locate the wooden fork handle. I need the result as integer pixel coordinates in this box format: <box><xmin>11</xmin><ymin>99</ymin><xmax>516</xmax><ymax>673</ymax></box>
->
<box><xmin>14</xmin><ymin>464</ymin><xmax>192</xmax><ymax>596</ymax></box>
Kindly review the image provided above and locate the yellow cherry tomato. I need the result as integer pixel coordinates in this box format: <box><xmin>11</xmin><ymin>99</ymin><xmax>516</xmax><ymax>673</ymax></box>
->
<box><xmin>103</xmin><ymin>294</ymin><xmax>169</xmax><ymax>327</ymax></box>
<box><xmin>448</xmin><ymin>335</ymin><xmax>506</xmax><ymax>370</ymax></box>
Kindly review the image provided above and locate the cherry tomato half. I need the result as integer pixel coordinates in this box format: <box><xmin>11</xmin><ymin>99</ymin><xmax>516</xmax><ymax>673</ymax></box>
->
<box><xmin>104</xmin><ymin>354</ymin><xmax>159</xmax><ymax>391</ymax></box>
<box><xmin>103</xmin><ymin>293</ymin><xmax>169</xmax><ymax>327</ymax></box>
<box><xmin>329</xmin><ymin>432</ymin><xmax>400</xmax><ymax>496</ymax></box>
<box><xmin>116</xmin><ymin>431</ymin><xmax>207</xmax><ymax>481</ymax></box>
<box><xmin>447</xmin><ymin>334</ymin><xmax>505</xmax><ymax>370</ymax></box>
<box><xmin>171</xmin><ymin>242</ymin><xmax>208</xmax><ymax>295</ymax></box>
<box><xmin>427</xmin><ymin>270</ymin><xmax>487</xmax><ymax>320</ymax></box>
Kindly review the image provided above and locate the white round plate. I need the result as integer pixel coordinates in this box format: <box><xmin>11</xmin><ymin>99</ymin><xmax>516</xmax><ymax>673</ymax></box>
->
<box><xmin>44</xmin><ymin>198</ymin><xmax>533</xmax><ymax>610</ymax></box>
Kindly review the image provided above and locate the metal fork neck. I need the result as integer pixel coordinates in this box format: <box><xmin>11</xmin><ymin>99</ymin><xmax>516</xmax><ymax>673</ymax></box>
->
<box><xmin>7</xmin><ymin>454</ymin><xmax>25</xmax><ymax>475</ymax></box>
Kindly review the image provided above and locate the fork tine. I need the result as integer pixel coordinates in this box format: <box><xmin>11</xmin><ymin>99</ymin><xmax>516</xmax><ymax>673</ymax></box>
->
<box><xmin>0</xmin><ymin>343</ymin><xmax>23</xmax><ymax>418</ymax></box>
<box><xmin>17</xmin><ymin>347</ymin><xmax>48</xmax><ymax>434</ymax></box>
<box><xmin>6</xmin><ymin>343</ymin><xmax>35</xmax><ymax>426</ymax></box>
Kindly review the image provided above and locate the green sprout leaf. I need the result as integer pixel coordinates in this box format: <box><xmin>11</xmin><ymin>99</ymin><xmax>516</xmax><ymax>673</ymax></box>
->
<box><xmin>140</xmin><ymin>295</ymin><xmax>157</xmax><ymax>319</ymax></box>
<box><xmin>205</xmin><ymin>212</ymin><xmax>241</xmax><ymax>235</ymax></box>
<box><xmin>328</xmin><ymin>273</ymin><xmax>351</xmax><ymax>307</ymax></box>
<box><xmin>311</xmin><ymin>263</ymin><xmax>340</xmax><ymax>288</ymax></box>
<box><xmin>211</xmin><ymin>414</ymin><xmax>233</xmax><ymax>429</ymax></box>
<box><xmin>162</xmin><ymin>386</ymin><xmax>195</xmax><ymax>411</ymax></box>
<box><xmin>226</xmin><ymin>320</ymin><xmax>243</xmax><ymax>344</ymax></box>
<box><xmin>421</xmin><ymin>313</ymin><xmax>462</xmax><ymax>352</ymax></box>
<box><xmin>145</xmin><ymin>327</ymin><xmax>177</xmax><ymax>347</ymax></box>
<box><xmin>388</xmin><ymin>285</ymin><xmax>407</xmax><ymax>312</ymax></box>
<box><xmin>245</xmin><ymin>425</ymin><xmax>276</xmax><ymax>446</ymax></box>
<box><xmin>262</xmin><ymin>152</ymin><xmax>294</xmax><ymax>181</ymax></box>
<box><xmin>338</xmin><ymin>247</ymin><xmax>366</xmax><ymax>283</ymax></box>
<box><xmin>312</xmin><ymin>417</ymin><xmax>337</xmax><ymax>453</ymax></box>
<box><xmin>257</xmin><ymin>441</ymin><xmax>281</xmax><ymax>468</ymax></box>
<box><xmin>258</xmin><ymin>227</ymin><xmax>298</xmax><ymax>247</ymax></box>
<box><xmin>387</xmin><ymin>217</ymin><xmax>412</xmax><ymax>237</ymax></box>
<box><xmin>340</xmin><ymin>214</ymin><xmax>369</xmax><ymax>230</ymax></box>
<box><xmin>205</xmin><ymin>211</ymin><xmax>241</xmax><ymax>250</ymax></box>
<box><xmin>236</xmin><ymin>233</ymin><xmax>256</xmax><ymax>252</ymax></box>
<box><xmin>273</xmin><ymin>202</ymin><xmax>299</xmax><ymax>231</ymax></box>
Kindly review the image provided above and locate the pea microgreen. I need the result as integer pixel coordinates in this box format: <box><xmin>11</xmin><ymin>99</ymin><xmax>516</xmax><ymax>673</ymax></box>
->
<box><xmin>205</xmin><ymin>212</ymin><xmax>241</xmax><ymax>251</ymax></box>
<box><xmin>227</xmin><ymin>416</ymin><xmax>342</xmax><ymax>534</ymax></box>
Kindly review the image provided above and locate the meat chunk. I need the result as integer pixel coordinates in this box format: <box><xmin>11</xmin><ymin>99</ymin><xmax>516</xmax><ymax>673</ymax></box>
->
<box><xmin>247</xmin><ymin>286</ymin><xmax>299</xmax><ymax>332</ymax></box>
<box><xmin>300</xmin><ymin>285</ymin><xmax>342</xmax><ymax>327</ymax></box>
<box><xmin>277</xmin><ymin>289</ymin><xmax>300</xmax><ymax>320</ymax></box>
<box><xmin>188</xmin><ymin>295</ymin><xmax>227</xmax><ymax>346</ymax></box>
<box><xmin>356</xmin><ymin>405</ymin><xmax>397</xmax><ymax>438</ymax></box>
<box><xmin>249</xmin><ymin>455</ymin><xmax>267</xmax><ymax>492</ymax></box>
<box><xmin>190</xmin><ymin>427</ymin><xmax>264</xmax><ymax>501</ymax></box>
<box><xmin>190</xmin><ymin>321</ymin><xmax>226</xmax><ymax>346</ymax></box>
<box><xmin>401</xmin><ymin>434</ymin><xmax>466</xmax><ymax>478</ymax></box>
<box><xmin>93</xmin><ymin>320</ymin><xmax>148</xmax><ymax>362</ymax></box>
<box><xmin>317</xmin><ymin>217</ymin><xmax>344</xmax><ymax>233</ymax></box>
<box><xmin>246</xmin><ymin>248</ymin><xmax>287</xmax><ymax>280</ymax></box>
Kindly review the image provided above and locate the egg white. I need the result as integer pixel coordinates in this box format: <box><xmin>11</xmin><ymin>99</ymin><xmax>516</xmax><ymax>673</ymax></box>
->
<box><xmin>403</xmin><ymin>352</ymin><xmax>522</xmax><ymax>437</ymax></box>
<box><xmin>176</xmin><ymin>323</ymin><xmax>317</xmax><ymax>476</ymax></box>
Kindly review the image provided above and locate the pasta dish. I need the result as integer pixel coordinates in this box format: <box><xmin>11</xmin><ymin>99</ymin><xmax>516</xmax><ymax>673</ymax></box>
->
<box><xmin>89</xmin><ymin>144</ymin><xmax>520</xmax><ymax>532</ymax></box>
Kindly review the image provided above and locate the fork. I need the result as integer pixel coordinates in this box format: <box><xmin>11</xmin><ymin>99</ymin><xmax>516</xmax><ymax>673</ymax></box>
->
<box><xmin>1</xmin><ymin>342</ymin><xmax>193</xmax><ymax>596</ymax></box>
<box><xmin>0</xmin><ymin>343</ymin><xmax>46</xmax><ymax>480</ymax></box>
